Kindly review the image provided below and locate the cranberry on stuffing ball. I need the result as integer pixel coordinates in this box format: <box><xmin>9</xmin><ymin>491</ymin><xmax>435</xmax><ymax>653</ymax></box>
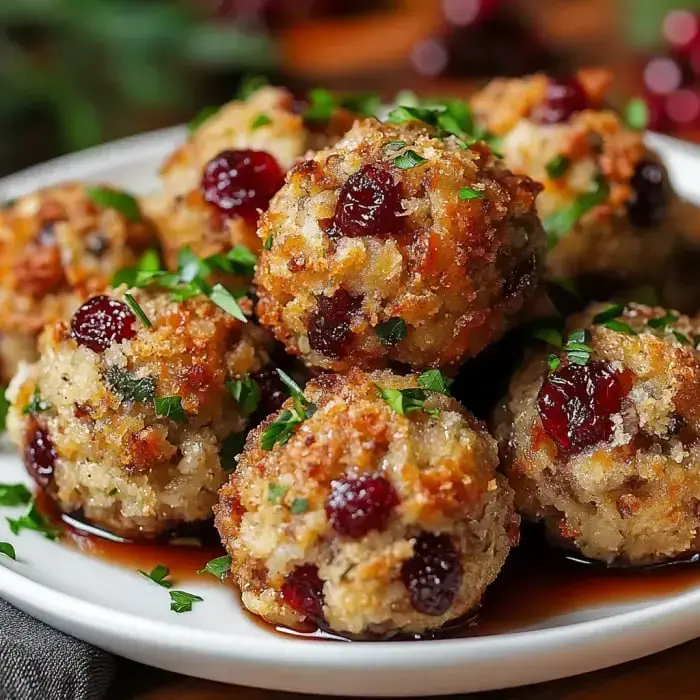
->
<box><xmin>215</xmin><ymin>369</ymin><xmax>518</xmax><ymax>638</ymax></box>
<box><xmin>494</xmin><ymin>302</ymin><xmax>700</xmax><ymax>566</ymax></box>
<box><xmin>254</xmin><ymin>117</ymin><xmax>545</xmax><ymax>373</ymax></box>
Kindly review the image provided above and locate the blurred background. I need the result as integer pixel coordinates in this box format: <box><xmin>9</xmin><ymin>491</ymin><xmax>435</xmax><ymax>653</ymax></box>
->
<box><xmin>2</xmin><ymin>0</ymin><xmax>700</xmax><ymax>176</ymax></box>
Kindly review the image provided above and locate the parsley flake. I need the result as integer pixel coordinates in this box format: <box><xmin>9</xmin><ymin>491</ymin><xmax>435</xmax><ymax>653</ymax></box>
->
<box><xmin>188</xmin><ymin>105</ymin><xmax>218</xmax><ymax>134</ymax></box>
<box><xmin>625</xmin><ymin>98</ymin><xmax>649</xmax><ymax>131</ymax></box>
<box><xmin>290</xmin><ymin>498</ymin><xmax>309</xmax><ymax>514</ymax></box>
<box><xmin>674</xmin><ymin>331</ymin><xmax>692</xmax><ymax>345</ymax></box>
<box><xmin>394</xmin><ymin>150</ymin><xmax>427</xmax><ymax>169</ymax></box>
<box><xmin>112</xmin><ymin>249</ymin><xmax>161</xmax><ymax>287</ymax></box>
<box><xmin>376</xmin><ymin>317</ymin><xmax>407</xmax><ymax>346</ymax></box>
<box><xmin>220</xmin><ymin>432</ymin><xmax>245</xmax><ymax>472</ymax></box>
<box><xmin>338</xmin><ymin>92</ymin><xmax>381</xmax><ymax>117</ymax></box>
<box><xmin>592</xmin><ymin>304</ymin><xmax>638</xmax><ymax>335</ymax></box>
<box><xmin>7</xmin><ymin>499</ymin><xmax>60</xmax><ymax>540</ymax></box>
<box><xmin>124</xmin><ymin>293</ymin><xmax>152</xmax><ymax>328</ymax></box>
<box><xmin>0</xmin><ymin>483</ymin><xmax>32</xmax><ymax>507</ymax></box>
<box><xmin>417</xmin><ymin>369</ymin><xmax>452</xmax><ymax>396</ymax></box>
<box><xmin>459</xmin><ymin>187</ymin><xmax>485</xmax><ymax>200</ymax></box>
<box><xmin>105</xmin><ymin>367</ymin><xmax>156</xmax><ymax>403</ymax></box>
<box><xmin>545</xmin><ymin>155</ymin><xmax>571</xmax><ymax>180</ymax></box>
<box><xmin>22</xmin><ymin>387</ymin><xmax>52</xmax><ymax>416</ymax></box>
<box><xmin>375</xmin><ymin>385</ymin><xmax>435</xmax><ymax>417</ymax></box>
<box><xmin>154</xmin><ymin>396</ymin><xmax>186</xmax><ymax>424</ymax></box>
<box><xmin>198</xmin><ymin>555</ymin><xmax>231</xmax><ymax>581</ymax></box>
<box><xmin>260</xmin><ymin>371</ymin><xmax>315</xmax><ymax>450</ymax></box>
<box><xmin>268</xmin><ymin>482</ymin><xmax>289</xmax><ymax>504</ymax></box>
<box><xmin>602</xmin><ymin>319</ymin><xmax>637</xmax><ymax>335</ymax></box>
<box><xmin>209</xmin><ymin>284</ymin><xmax>247</xmax><ymax>322</ymax></box>
<box><xmin>0</xmin><ymin>388</ymin><xmax>8</xmax><ymax>433</ymax></box>
<box><xmin>563</xmin><ymin>329</ymin><xmax>594</xmax><ymax>365</ymax></box>
<box><xmin>138</xmin><ymin>564</ymin><xmax>173</xmax><ymax>589</ymax></box>
<box><xmin>84</xmin><ymin>186</ymin><xmax>141</xmax><ymax>222</ymax></box>
<box><xmin>263</xmin><ymin>236</ymin><xmax>274</xmax><ymax>251</ymax></box>
<box><xmin>304</xmin><ymin>88</ymin><xmax>336</xmax><ymax>122</ymax></box>
<box><xmin>648</xmin><ymin>311</ymin><xmax>679</xmax><ymax>330</ymax></box>
<box><xmin>251</xmin><ymin>113</ymin><xmax>272</xmax><ymax>130</ymax></box>
<box><xmin>385</xmin><ymin>140</ymin><xmax>407</xmax><ymax>151</ymax></box>
<box><xmin>0</xmin><ymin>542</ymin><xmax>16</xmax><ymax>560</ymax></box>
<box><xmin>547</xmin><ymin>355</ymin><xmax>562</xmax><ymax>372</ymax></box>
<box><xmin>169</xmin><ymin>590</ymin><xmax>203</xmax><ymax>613</ymax></box>
<box><xmin>226</xmin><ymin>375</ymin><xmax>261</xmax><ymax>416</ymax></box>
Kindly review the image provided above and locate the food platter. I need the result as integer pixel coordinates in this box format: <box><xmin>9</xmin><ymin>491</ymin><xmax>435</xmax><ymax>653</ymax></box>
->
<box><xmin>1</xmin><ymin>127</ymin><xmax>700</xmax><ymax>695</ymax></box>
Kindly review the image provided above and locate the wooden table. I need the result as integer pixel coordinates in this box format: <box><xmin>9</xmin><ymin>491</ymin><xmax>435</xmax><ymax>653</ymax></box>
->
<box><xmin>112</xmin><ymin>637</ymin><xmax>700</xmax><ymax>699</ymax></box>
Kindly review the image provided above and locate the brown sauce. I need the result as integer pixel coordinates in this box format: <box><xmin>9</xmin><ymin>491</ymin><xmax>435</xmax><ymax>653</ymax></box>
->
<box><xmin>37</xmin><ymin>494</ymin><xmax>700</xmax><ymax>641</ymax></box>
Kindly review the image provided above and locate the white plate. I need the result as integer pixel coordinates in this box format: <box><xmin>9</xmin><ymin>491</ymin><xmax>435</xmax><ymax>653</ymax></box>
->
<box><xmin>1</xmin><ymin>130</ymin><xmax>700</xmax><ymax>697</ymax></box>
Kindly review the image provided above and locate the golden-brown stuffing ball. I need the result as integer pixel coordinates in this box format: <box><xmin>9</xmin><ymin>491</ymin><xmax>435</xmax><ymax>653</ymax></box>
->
<box><xmin>494</xmin><ymin>302</ymin><xmax>700</xmax><ymax>566</ymax></box>
<box><xmin>7</xmin><ymin>286</ymin><xmax>273</xmax><ymax>539</ymax></box>
<box><xmin>471</xmin><ymin>69</ymin><xmax>686</xmax><ymax>295</ymax></box>
<box><xmin>145</xmin><ymin>86</ymin><xmax>356</xmax><ymax>267</ymax></box>
<box><xmin>0</xmin><ymin>184</ymin><xmax>154</xmax><ymax>383</ymax></box>
<box><xmin>215</xmin><ymin>369</ymin><xmax>518</xmax><ymax>638</ymax></box>
<box><xmin>254</xmin><ymin>117</ymin><xmax>545</xmax><ymax>374</ymax></box>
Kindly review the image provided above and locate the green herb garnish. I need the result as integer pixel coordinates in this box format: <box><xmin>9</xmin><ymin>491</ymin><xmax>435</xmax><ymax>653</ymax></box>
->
<box><xmin>138</xmin><ymin>564</ymin><xmax>173</xmax><ymax>589</ymax></box>
<box><xmin>376</xmin><ymin>317</ymin><xmax>407</xmax><ymax>346</ymax></box>
<box><xmin>592</xmin><ymin>305</ymin><xmax>637</xmax><ymax>335</ymax></box>
<box><xmin>198</xmin><ymin>555</ymin><xmax>231</xmax><ymax>581</ymax></box>
<box><xmin>169</xmin><ymin>590</ymin><xmax>203</xmax><ymax>613</ymax></box>
<box><xmin>112</xmin><ymin>249</ymin><xmax>161</xmax><ymax>287</ymax></box>
<box><xmin>0</xmin><ymin>388</ymin><xmax>8</xmax><ymax>433</ymax></box>
<box><xmin>188</xmin><ymin>105</ymin><xmax>218</xmax><ymax>134</ymax></box>
<box><xmin>304</xmin><ymin>88</ymin><xmax>336</xmax><ymax>122</ymax></box>
<box><xmin>22</xmin><ymin>387</ymin><xmax>52</xmax><ymax>416</ymax></box>
<box><xmin>105</xmin><ymin>367</ymin><xmax>156</xmax><ymax>403</ymax></box>
<box><xmin>260</xmin><ymin>370</ymin><xmax>315</xmax><ymax>451</ymax></box>
<box><xmin>251</xmin><ymin>113</ymin><xmax>272</xmax><ymax>130</ymax></box>
<box><xmin>0</xmin><ymin>542</ymin><xmax>16</xmax><ymax>560</ymax></box>
<box><xmin>648</xmin><ymin>311</ymin><xmax>679</xmax><ymax>330</ymax></box>
<box><xmin>674</xmin><ymin>331</ymin><xmax>692</xmax><ymax>345</ymax></box>
<box><xmin>208</xmin><ymin>284</ymin><xmax>247</xmax><ymax>322</ymax></box>
<box><xmin>0</xmin><ymin>483</ymin><xmax>32</xmax><ymax>507</ymax></box>
<box><xmin>385</xmin><ymin>140</ymin><xmax>407</xmax><ymax>151</ymax></box>
<box><xmin>531</xmin><ymin>327</ymin><xmax>563</xmax><ymax>347</ymax></box>
<box><xmin>562</xmin><ymin>329</ymin><xmax>594</xmax><ymax>365</ymax></box>
<box><xmin>625</xmin><ymin>98</ymin><xmax>649</xmax><ymax>131</ymax></box>
<box><xmin>263</xmin><ymin>236</ymin><xmax>273</xmax><ymax>251</ymax></box>
<box><xmin>459</xmin><ymin>187</ymin><xmax>485</xmax><ymax>200</ymax></box>
<box><xmin>339</xmin><ymin>92</ymin><xmax>381</xmax><ymax>118</ymax></box>
<box><xmin>124</xmin><ymin>293</ymin><xmax>152</xmax><ymax>328</ymax></box>
<box><xmin>220</xmin><ymin>432</ymin><xmax>245</xmax><ymax>473</ymax></box>
<box><xmin>545</xmin><ymin>155</ymin><xmax>571</xmax><ymax>180</ymax></box>
<box><xmin>154</xmin><ymin>396</ymin><xmax>186</xmax><ymax>424</ymax></box>
<box><xmin>268</xmin><ymin>482</ymin><xmax>289</xmax><ymax>504</ymax></box>
<box><xmin>417</xmin><ymin>369</ymin><xmax>452</xmax><ymax>396</ymax></box>
<box><xmin>84</xmin><ymin>186</ymin><xmax>141</xmax><ymax>222</ymax></box>
<box><xmin>547</xmin><ymin>355</ymin><xmax>562</xmax><ymax>372</ymax></box>
<box><xmin>226</xmin><ymin>375</ymin><xmax>261</xmax><ymax>416</ymax></box>
<box><xmin>290</xmin><ymin>498</ymin><xmax>309</xmax><ymax>514</ymax></box>
<box><xmin>7</xmin><ymin>499</ymin><xmax>60</xmax><ymax>540</ymax></box>
<box><xmin>394</xmin><ymin>150</ymin><xmax>427</xmax><ymax>169</ymax></box>
<box><xmin>375</xmin><ymin>386</ymin><xmax>438</xmax><ymax>417</ymax></box>
<box><xmin>237</xmin><ymin>74</ymin><xmax>269</xmax><ymax>100</ymax></box>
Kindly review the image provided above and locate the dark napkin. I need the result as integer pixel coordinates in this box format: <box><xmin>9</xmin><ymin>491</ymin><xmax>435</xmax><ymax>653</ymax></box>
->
<box><xmin>0</xmin><ymin>598</ymin><xmax>115</xmax><ymax>700</ymax></box>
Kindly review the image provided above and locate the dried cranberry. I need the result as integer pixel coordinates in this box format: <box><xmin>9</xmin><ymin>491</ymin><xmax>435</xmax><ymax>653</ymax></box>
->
<box><xmin>307</xmin><ymin>290</ymin><xmax>361</xmax><ymax>359</ymax></box>
<box><xmin>25</xmin><ymin>418</ymin><xmax>56</xmax><ymax>487</ymax></box>
<box><xmin>531</xmin><ymin>77</ymin><xmax>589</xmax><ymax>125</ymax></box>
<box><xmin>251</xmin><ymin>367</ymin><xmax>287</xmax><ymax>419</ymax></box>
<box><xmin>401</xmin><ymin>533</ymin><xmax>462</xmax><ymax>616</ymax></box>
<box><xmin>627</xmin><ymin>160</ymin><xmax>668</xmax><ymax>228</ymax></box>
<box><xmin>281</xmin><ymin>565</ymin><xmax>325</xmax><ymax>622</ymax></box>
<box><xmin>70</xmin><ymin>295</ymin><xmax>137</xmax><ymax>353</ymax></box>
<box><xmin>201</xmin><ymin>149</ymin><xmax>284</xmax><ymax>223</ymax></box>
<box><xmin>331</xmin><ymin>165</ymin><xmax>403</xmax><ymax>238</ymax></box>
<box><xmin>326</xmin><ymin>473</ymin><xmax>399</xmax><ymax>538</ymax></box>
<box><xmin>537</xmin><ymin>361</ymin><xmax>627</xmax><ymax>454</ymax></box>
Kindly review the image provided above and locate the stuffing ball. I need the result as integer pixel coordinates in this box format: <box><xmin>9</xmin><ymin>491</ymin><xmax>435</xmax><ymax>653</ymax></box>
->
<box><xmin>494</xmin><ymin>302</ymin><xmax>700</xmax><ymax>566</ymax></box>
<box><xmin>254</xmin><ymin>117</ymin><xmax>545</xmax><ymax>373</ymax></box>
<box><xmin>215</xmin><ymin>369</ymin><xmax>518</xmax><ymax>638</ymax></box>
<box><xmin>6</xmin><ymin>286</ymin><xmax>273</xmax><ymax>539</ymax></box>
<box><xmin>471</xmin><ymin>69</ymin><xmax>686</xmax><ymax>296</ymax></box>
<box><xmin>0</xmin><ymin>184</ymin><xmax>154</xmax><ymax>383</ymax></box>
<box><xmin>146</xmin><ymin>86</ymin><xmax>356</xmax><ymax>267</ymax></box>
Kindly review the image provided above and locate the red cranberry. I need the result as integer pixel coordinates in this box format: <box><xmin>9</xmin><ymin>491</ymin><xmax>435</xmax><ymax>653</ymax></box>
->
<box><xmin>531</xmin><ymin>77</ymin><xmax>589</xmax><ymax>125</ymax></box>
<box><xmin>326</xmin><ymin>473</ymin><xmax>399</xmax><ymax>538</ymax></box>
<box><xmin>281</xmin><ymin>565</ymin><xmax>325</xmax><ymax>622</ymax></box>
<box><xmin>331</xmin><ymin>165</ymin><xmax>403</xmax><ymax>238</ymax></box>
<box><xmin>70</xmin><ymin>295</ymin><xmax>137</xmax><ymax>353</ymax></box>
<box><xmin>627</xmin><ymin>160</ymin><xmax>668</xmax><ymax>228</ymax></box>
<box><xmin>307</xmin><ymin>290</ymin><xmax>361</xmax><ymax>359</ymax></box>
<box><xmin>537</xmin><ymin>361</ymin><xmax>627</xmax><ymax>454</ymax></box>
<box><xmin>25</xmin><ymin>418</ymin><xmax>56</xmax><ymax>487</ymax></box>
<box><xmin>401</xmin><ymin>533</ymin><xmax>462</xmax><ymax>616</ymax></box>
<box><xmin>250</xmin><ymin>367</ymin><xmax>287</xmax><ymax>420</ymax></box>
<box><xmin>201</xmin><ymin>149</ymin><xmax>284</xmax><ymax>223</ymax></box>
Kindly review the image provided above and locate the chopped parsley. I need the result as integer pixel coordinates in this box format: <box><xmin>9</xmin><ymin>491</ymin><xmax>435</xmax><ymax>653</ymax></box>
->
<box><xmin>376</xmin><ymin>317</ymin><xmax>407</xmax><ymax>346</ymax></box>
<box><xmin>0</xmin><ymin>542</ymin><xmax>16</xmax><ymax>560</ymax></box>
<box><xmin>198</xmin><ymin>555</ymin><xmax>231</xmax><ymax>581</ymax></box>
<box><xmin>290</xmin><ymin>498</ymin><xmax>309</xmax><ymax>514</ymax></box>
<box><xmin>338</xmin><ymin>92</ymin><xmax>381</xmax><ymax>118</ymax></box>
<box><xmin>84</xmin><ymin>186</ymin><xmax>141</xmax><ymax>222</ymax></box>
<box><xmin>304</xmin><ymin>88</ymin><xmax>336</xmax><ymax>122</ymax></box>
<box><xmin>544</xmin><ymin>177</ymin><xmax>609</xmax><ymax>249</ymax></box>
<box><xmin>112</xmin><ymin>248</ymin><xmax>161</xmax><ymax>287</ymax></box>
<box><xmin>417</xmin><ymin>369</ymin><xmax>452</xmax><ymax>396</ymax></box>
<box><xmin>154</xmin><ymin>396</ymin><xmax>186</xmax><ymax>424</ymax></box>
<box><xmin>169</xmin><ymin>590</ymin><xmax>203</xmax><ymax>613</ymax></box>
<box><xmin>674</xmin><ymin>330</ymin><xmax>692</xmax><ymax>345</ymax></box>
<box><xmin>562</xmin><ymin>329</ymin><xmax>594</xmax><ymax>365</ymax></box>
<box><xmin>21</xmin><ymin>387</ymin><xmax>52</xmax><ymax>416</ymax></box>
<box><xmin>223</xmin><ymin>245</ymin><xmax>258</xmax><ymax>275</ymax></box>
<box><xmin>124</xmin><ymin>293</ymin><xmax>152</xmax><ymax>328</ymax></box>
<box><xmin>209</xmin><ymin>284</ymin><xmax>247</xmax><ymax>322</ymax></box>
<box><xmin>375</xmin><ymin>386</ymin><xmax>439</xmax><ymax>417</ymax></box>
<box><xmin>105</xmin><ymin>367</ymin><xmax>156</xmax><ymax>403</ymax></box>
<box><xmin>260</xmin><ymin>370</ymin><xmax>315</xmax><ymax>451</ymax></box>
<box><xmin>0</xmin><ymin>483</ymin><xmax>32</xmax><ymax>507</ymax></box>
<box><xmin>226</xmin><ymin>375</ymin><xmax>261</xmax><ymax>416</ymax></box>
<box><xmin>0</xmin><ymin>388</ymin><xmax>8</xmax><ymax>433</ymax></box>
<box><xmin>545</xmin><ymin>155</ymin><xmax>571</xmax><ymax>180</ymax></box>
<box><xmin>547</xmin><ymin>355</ymin><xmax>562</xmax><ymax>372</ymax></box>
<box><xmin>138</xmin><ymin>564</ymin><xmax>173</xmax><ymax>589</ymax></box>
<box><xmin>237</xmin><ymin>74</ymin><xmax>269</xmax><ymax>100</ymax></box>
<box><xmin>593</xmin><ymin>304</ymin><xmax>637</xmax><ymax>335</ymax></box>
<box><xmin>394</xmin><ymin>150</ymin><xmax>427</xmax><ymax>169</ymax></box>
<box><xmin>220</xmin><ymin>432</ymin><xmax>245</xmax><ymax>473</ymax></box>
<box><xmin>459</xmin><ymin>187</ymin><xmax>484</xmax><ymax>200</ymax></box>
<box><xmin>263</xmin><ymin>236</ymin><xmax>274</xmax><ymax>251</ymax></box>
<box><xmin>251</xmin><ymin>113</ymin><xmax>272</xmax><ymax>130</ymax></box>
<box><xmin>267</xmin><ymin>482</ymin><xmax>289</xmax><ymax>504</ymax></box>
<box><xmin>385</xmin><ymin>140</ymin><xmax>407</xmax><ymax>151</ymax></box>
<box><xmin>647</xmin><ymin>311</ymin><xmax>679</xmax><ymax>330</ymax></box>
<box><xmin>625</xmin><ymin>98</ymin><xmax>649</xmax><ymax>131</ymax></box>
<box><xmin>188</xmin><ymin>105</ymin><xmax>218</xmax><ymax>134</ymax></box>
<box><xmin>7</xmin><ymin>499</ymin><xmax>60</xmax><ymax>540</ymax></box>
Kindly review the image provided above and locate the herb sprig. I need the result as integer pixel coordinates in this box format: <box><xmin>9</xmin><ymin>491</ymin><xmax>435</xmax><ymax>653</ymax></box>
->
<box><xmin>21</xmin><ymin>387</ymin><xmax>52</xmax><ymax>416</ymax></box>
<box><xmin>7</xmin><ymin>499</ymin><xmax>60</xmax><ymax>540</ymax></box>
<box><xmin>198</xmin><ymin>555</ymin><xmax>231</xmax><ymax>581</ymax></box>
<box><xmin>375</xmin><ymin>369</ymin><xmax>452</xmax><ymax>417</ymax></box>
<box><xmin>138</xmin><ymin>564</ymin><xmax>173</xmax><ymax>589</ymax></box>
<box><xmin>260</xmin><ymin>370</ymin><xmax>315</xmax><ymax>451</ymax></box>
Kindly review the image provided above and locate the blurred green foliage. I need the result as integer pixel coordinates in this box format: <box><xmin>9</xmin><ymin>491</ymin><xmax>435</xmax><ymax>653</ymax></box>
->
<box><xmin>0</xmin><ymin>0</ymin><xmax>277</xmax><ymax>168</ymax></box>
